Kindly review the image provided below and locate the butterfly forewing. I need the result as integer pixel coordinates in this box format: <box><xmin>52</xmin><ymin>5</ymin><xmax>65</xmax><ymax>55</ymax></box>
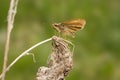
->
<box><xmin>62</xmin><ymin>19</ymin><xmax>86</xmax><ymax>31</ymax></box>
<box><xmin>63</xmin><ymin>19</ymin><xmax>85</xmax><ymax>26</ymax></box>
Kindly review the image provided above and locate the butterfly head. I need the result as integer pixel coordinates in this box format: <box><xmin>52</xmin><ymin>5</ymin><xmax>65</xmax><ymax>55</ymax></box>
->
<box><xmin>52</xmin><ymin>23</ymin><xmax>61</xmax><ymax>32</ymax></box>
<box><xmin>52</xmin><ymin>23</ymin><xmax>61</xmax><ymax>27</ymax></box>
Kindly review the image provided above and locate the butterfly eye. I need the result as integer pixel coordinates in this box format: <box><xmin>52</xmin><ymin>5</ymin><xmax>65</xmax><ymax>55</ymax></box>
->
<box><xmin>52</xmin><ymin>23</ymin><xmax>61</xmax><ymax>27</ymax></box>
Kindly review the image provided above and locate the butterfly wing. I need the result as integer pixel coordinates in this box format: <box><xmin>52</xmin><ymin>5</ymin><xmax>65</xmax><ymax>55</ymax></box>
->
<box><xmin>62</xmin><ymin>19</ymin><xmax>86</xmax><ymax>31</ymax></box>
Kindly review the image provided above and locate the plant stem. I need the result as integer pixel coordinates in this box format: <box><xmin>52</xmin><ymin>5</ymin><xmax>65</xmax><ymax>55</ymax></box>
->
<box><xmin>2</xmin><ymin>0</ymin><xmax>19</xmax><ymax>80</ymax></box>
<box><xmin>0</xmin><ymin>38</ymin><xmax>52</xmax><ymax>79</ymax></box>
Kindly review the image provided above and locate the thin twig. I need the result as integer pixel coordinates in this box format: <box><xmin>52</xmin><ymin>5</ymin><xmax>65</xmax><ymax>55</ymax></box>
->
<box><xmin>2</xmin><ymin>0</ymin><xmax>19</xmax><ymax>80</ymax></box>
<box><xmin>0</xmin><ymin>38</ymin><xmax>52</xmax><ymax>79</ymax></box>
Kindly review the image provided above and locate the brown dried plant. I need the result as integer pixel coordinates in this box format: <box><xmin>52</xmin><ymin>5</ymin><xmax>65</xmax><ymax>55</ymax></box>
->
<box><xmin>36</xmin><ymin>36</ymin><xmax>73</xmax><ymax>80</ymax></box>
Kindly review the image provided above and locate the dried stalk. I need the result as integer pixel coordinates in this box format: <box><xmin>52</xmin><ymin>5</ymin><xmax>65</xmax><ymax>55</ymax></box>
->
<box><xmin>0</xmin><ymin>38</ymin><xmax>52</xmax><ymax>79</ymax></box>
<box><xmin>2</xmin><ymin>0</ymin><xmax>19</xmax><ymax>80</ymax></box>
<box><xmin>36</xmin><ymin>36</ymin><xmax>73</xmax><ymax>80</ymax></box>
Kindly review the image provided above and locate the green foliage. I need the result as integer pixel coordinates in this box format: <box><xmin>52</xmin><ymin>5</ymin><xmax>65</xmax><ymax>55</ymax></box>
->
<box><xmin>0</xmin><ymin>0</ymin><xmax>120</xmax><ymax>80</ymax></box>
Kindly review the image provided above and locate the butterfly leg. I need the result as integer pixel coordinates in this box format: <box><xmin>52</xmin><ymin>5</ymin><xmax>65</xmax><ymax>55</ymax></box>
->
<box><xmin>63</xmin><ymin>39</ymin><xmax>75</xmax><ymax>54</ymax></box>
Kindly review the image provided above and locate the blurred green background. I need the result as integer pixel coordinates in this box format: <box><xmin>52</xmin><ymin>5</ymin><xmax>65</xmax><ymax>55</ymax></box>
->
<box><xmin>0</xmin><ymin>0</ymin><xmax>120</xmax><ymax>80</ymax></box>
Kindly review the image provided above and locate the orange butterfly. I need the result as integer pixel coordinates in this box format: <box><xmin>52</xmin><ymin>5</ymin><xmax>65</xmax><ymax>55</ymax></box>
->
<box><xmin>52</xmin><ymin>19</ymin><xmax>86</xmax><ymax>37</ymax></box>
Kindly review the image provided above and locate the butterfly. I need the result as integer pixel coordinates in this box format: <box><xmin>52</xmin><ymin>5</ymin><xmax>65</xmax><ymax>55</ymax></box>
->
<box><xmin>52</xmin><ymin>19</ymin><xmax>86</xmax><ymax>37</ymax></box>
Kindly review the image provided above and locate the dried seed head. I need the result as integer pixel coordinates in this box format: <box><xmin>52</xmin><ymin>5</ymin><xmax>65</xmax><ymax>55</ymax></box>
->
<box><xmin>36</xmin><ymin>36</ymin><xmax>73</xmax><ymax>80</ymax></box>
